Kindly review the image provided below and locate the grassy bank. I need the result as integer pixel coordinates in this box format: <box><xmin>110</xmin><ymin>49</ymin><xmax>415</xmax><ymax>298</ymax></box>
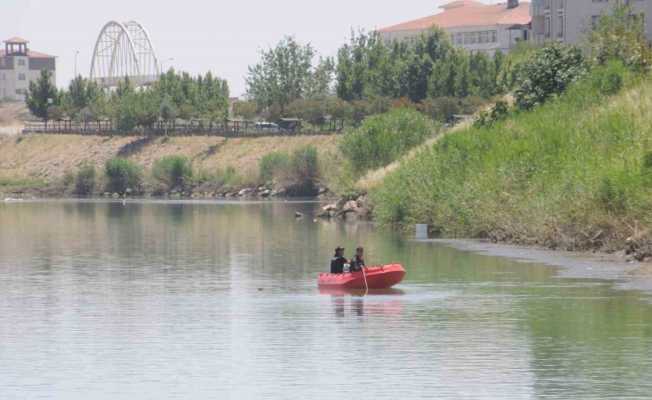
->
<box><xmin>0</xmin><ymin>134</ymin><xmax>339</xmax><ymax>197</ymax></box>
<box><xmin>371</xmin><ymin>68</ymin><xmax>652</xmax><ymax>256</ymax></box>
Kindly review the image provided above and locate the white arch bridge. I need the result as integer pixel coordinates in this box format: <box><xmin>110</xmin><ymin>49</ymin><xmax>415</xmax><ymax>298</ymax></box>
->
<box><xmin>90</xmin><ymin>21</ymin><xmax>161</xmax><ymax>89</ymax></box>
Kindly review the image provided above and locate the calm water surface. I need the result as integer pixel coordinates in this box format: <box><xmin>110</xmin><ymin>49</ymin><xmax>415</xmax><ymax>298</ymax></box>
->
<box><xmin>0</xmin><ymin>200</ymin><xmax>651</xmax><ymax>399</ymax></box>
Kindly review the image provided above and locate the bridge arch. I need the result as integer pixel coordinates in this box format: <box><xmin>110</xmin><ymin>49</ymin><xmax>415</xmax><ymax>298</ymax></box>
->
<box><xmin>90</xmin><ymin>20</ymin><xmax>161</xmax><ymax>88</ymax></box>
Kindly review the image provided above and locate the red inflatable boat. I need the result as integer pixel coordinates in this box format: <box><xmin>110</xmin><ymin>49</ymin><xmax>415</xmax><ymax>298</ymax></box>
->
<box><xmin>318</xmin><ymin>264</ymin><xmax>406</xmax><ymax>290</ymax></box>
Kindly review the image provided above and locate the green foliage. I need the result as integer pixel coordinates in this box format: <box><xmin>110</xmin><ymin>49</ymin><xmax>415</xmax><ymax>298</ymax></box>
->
<box><xmin>259</xmin><ymin>152</ymin><xmax>291</xmax><ymax>182</ymax></box>
<box><xmin>290</xmin><ymin>145</ymin><xmax>320</xmax><ymax>187</ymax></box>
<box><xmin>371</xmin><ymin>65</ymin><xmax>652</xmax><ymax>249</ymax></box>
<box><xmin>26</xmin><ymin>69</ymin><xmax>60</xmax><ymax>121</ymax></box>
<box><xmin>588</xmin><ymin>4</ymin><xmax>652</xmax><ymax>70</ymax></box>
<box><xmin>151</xmin><ymin>156</ymin><xmax>193</xmax><ymax>192</ymax></box>
<box><xmin>336</xmin><ymin>29</ymin><xmax>503</xmax><ymax>103</ymax></box>
<box><xmin>61</xmin><ymin>76</ymin><xmax>100</xmax><ymax>120</ymax></box>
<box><xmin>597</xmin><ymin>176</ymin><xmax>627</xmax><ymax>213</ymax></box>
<box><xmin>104</xmin><ymin>158</ymin><xmax>143</xmax><ymax>194</ymax></box>
<box><xmin>74</xmin><ymin>163</ymin><xmax>96</xmax><ymax>196</ymax></box>
<box><xmin>232</xmin><ymin>100</ymin><xmax>258</xmax><ymax>120</ymax></box>
<box><xmin>246</xmin><ymin>37</ymin><xmax>332</xmax><ymax>116</ymax></box>
<box><xmin>340</xmin><ymin>108</ymin><xmax>437</xmax><ymax>172</ymax></box>
<box><xmin>513</xmin><ymin>43</ymin><xmax>587</xmax><ymax>110</ymax></box>
<box><xmin>257</xmin><ymin>146</ymin><xmax>320</xmax><ymax>193</ymax></box>
<box><xmin>48</xmin><ymin>71</ymin><xmax>229</xmax><ymax>132</ymax></box>
<box><xmin>420</xmin><ymin>97</ymin><xmax>461</xmax><ymax>123</ymax></box>
<box><xmin>474</xmin><ymin>100</ymin><xmax>510</xmax><ymax>128</ymax></box>
<box><xmin>591</xmin><ymin>61</ymin><xmax>626</xmax><ymax>95</ymax></box>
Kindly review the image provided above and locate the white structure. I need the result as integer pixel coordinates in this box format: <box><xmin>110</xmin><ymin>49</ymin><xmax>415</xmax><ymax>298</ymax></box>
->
<box><xmin>378</xmin><ymin>0</ymin><xmax>532</xmax><ymax>54</ymax></box>
<box><xmin>0</xmin><ymin>37</ymin><xmax>56</xmax><ymax>102</ymax></box>
<box><xmin>90</xmin><ymin>21</ymin><xmax>161</xmax><ymax>89</ymax></box>
<box><xmin>531</xmin><ymin>0</ymin><xmax>652</xmax><ymax>45</ymax></box>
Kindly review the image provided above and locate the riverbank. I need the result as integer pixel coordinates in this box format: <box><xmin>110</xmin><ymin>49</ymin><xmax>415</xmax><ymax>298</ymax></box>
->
<box><xmin>369</xmin><ymin>66</ymin><xmax>652</xmax><ymax>262</ymax></box>
<box><xmin>0</xmin><ymin>133</ymin><xmax>340</xmax><ymax>199</ymax></box>
<box><xmin>423</xmin><ymin>239</ymin><xmax>652</xmax><ymax>294</ymax></box>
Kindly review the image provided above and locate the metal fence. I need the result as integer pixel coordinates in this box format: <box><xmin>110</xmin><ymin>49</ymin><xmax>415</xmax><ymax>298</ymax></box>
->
<box><xmin>22</xmin><ymin>119</ymin><xmax>346</xmax><ymax>137</ymax></box>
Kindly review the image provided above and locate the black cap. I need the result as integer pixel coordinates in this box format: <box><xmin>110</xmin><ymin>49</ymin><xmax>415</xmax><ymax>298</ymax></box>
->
<box><xmin>335</xmin><ymin>246</ymin><xmax>345</xmax><ymax>252</ymax></box>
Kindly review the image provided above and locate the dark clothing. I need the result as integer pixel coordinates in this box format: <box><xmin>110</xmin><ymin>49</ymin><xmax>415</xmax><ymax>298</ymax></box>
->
<box><xmin>330</xmin><ymin>256</ymin><xmax>348</xmax><ymax>274</ymax></box>
<box><xmin>350</xmin><ymin>255</ymin><xmax>365</xmax><ymax>272</ymax></box>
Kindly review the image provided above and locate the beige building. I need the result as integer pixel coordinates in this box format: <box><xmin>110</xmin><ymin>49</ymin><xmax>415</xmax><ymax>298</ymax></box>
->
<box><xmin>0</xmin><ymin>37</ymin><xmax>56</xmax><ymax>102</ymax></box>
<box><xmin>378</xmin><ymin>0</ymin><xmax>532</xmax><ymax>54</ymax></box>
<box><xmin>531</xmin><ymin>0</ymin><xmax>652</xmax><ymax>44</ymax></box>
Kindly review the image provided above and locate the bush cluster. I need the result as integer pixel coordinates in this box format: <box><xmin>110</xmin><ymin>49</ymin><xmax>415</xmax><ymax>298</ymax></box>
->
<box><xmin>74</xmin><ymin>164</ymin><xmax>96</xmax><ymax>196</ymax></box>
<box><xmin>151</xmin><ymin>156</ymin><xmax>193</xmax><ymax>192</ymax></box>
<box><xmin>258</xmin><ymin>146</ymin><xmax>321</xmax><ymax>195</ymax></box>
<box><xmin>340</xmin><ymin>108</ymin><xmax>437</xmax><ymax>173</ymax></box>
<box><xmin>104</xmin><ymin>158</ymin><xmax>143</xmax><ymax>194</ymax></box>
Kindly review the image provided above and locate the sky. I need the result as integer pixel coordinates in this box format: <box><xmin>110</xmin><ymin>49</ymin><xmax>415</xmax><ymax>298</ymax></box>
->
<box><xmin>1</xmin><ymin>0</ymin><xmax>503</xmax><ymax>97</ymax></box>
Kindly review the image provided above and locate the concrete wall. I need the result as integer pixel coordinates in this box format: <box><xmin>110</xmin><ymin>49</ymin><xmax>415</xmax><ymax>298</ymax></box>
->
<box><xmin>380</xmin><ymin>24</ymin><xmax>528</xmax><ymax>54</ymax></box>
<box><xmin>532</xmin><ymin>0</ymin><xmax>652</xmax><ymax>45</ymax></box>
<box><xmin>0</xmin><ymin>55</ymin><xmax>56</xmax><ymax>102</ymax></box>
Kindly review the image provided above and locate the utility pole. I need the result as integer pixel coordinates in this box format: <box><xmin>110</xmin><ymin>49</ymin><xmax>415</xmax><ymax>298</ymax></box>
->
<box><xmin>74</xmin><ymin>50</ymin><xmax>80</xmax><ymax>77</ymax></box>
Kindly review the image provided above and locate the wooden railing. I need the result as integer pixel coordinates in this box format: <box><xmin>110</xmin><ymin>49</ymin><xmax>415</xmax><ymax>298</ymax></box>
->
<box><xmin>22</xmin><ymin>119</ymin><xmax>346</xmax><ymax>137</ymax></box>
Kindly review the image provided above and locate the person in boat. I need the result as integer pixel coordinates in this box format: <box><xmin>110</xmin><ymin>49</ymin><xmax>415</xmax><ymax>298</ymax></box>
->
<box><xmin>330</xmin><ymin>246</ymin><xmax>348</xmax><ymax>274</ymax></box>
<box><xmin>350</xmin><ymin>247</ymin><xmax>366</xmax><ymax>272</ymax></box>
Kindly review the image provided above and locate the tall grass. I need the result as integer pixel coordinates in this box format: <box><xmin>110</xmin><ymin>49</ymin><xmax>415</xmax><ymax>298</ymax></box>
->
<box><xmin>340</xmin><ymin>108</ymin><xmax>438</xmax><ymax>173</ymax></box>
<box><xmin>372</xmin><ymin>62</ymin><xmax>652</xmax><ymax>251</ymax></box>
<box><xmin>151</xmin><ymin>155</ymin><xmax>193</xmax><ymax>192</ymax></box>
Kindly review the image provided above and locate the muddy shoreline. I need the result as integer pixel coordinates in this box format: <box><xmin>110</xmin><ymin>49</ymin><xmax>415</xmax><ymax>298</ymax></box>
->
<box><xmin>422</xmin><ymin>239</ymin><xmax>652</xmax><ymax>295</ymax></box>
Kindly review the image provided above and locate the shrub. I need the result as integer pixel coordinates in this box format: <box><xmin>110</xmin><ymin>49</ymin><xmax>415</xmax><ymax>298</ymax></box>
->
<box><xmin>474</xmin><ymin>100</ymin><xmax>510</xmax><ymax>128</ymax></box>
<box><xmin>420</xmin><ymin>97</ymin><xmax>461</xmax><ymax>123</ymax></box>
<box><xmin>74</xmin><ymin>163</ymin><xmax>96</xmax><ymax>196</ymax></box>
<box><xmin>340</xmin><ymin>107</ymin><xmax>437</xmax><ymax>172</ymax></box>
<box><xmin>259</xmin><ymin>152</ymin><xmax>291</xmax><ymax>182</ymax></box>
<box><xmin>591</xmin><ymin>61</ymin><xmax>625</xmax><ymax>96</ymax></box>
<box><xmin>291</xmin><ymin>146</ymin><xmax>319</xmax><ymax>185</ymax></box>
<box><xmin>151</xmin><ymin>156</ymin><xmax>193</xmax><ymax>192</ymax></box>
<box><xmin>62</xmin><ymin>170</ymin><xmax>75</xmax><ymax>189</ymax></box>
<box><xmin>214</xmin><ymin>166</ymin><xmax>241</xmax><ymax>188</ymax></box>
<box><xmin>104</xmin><ymin>158</ymin><xmax>143</xmax><ymax>194</ymax></box>
<box><xmin>588</xmin><ymin>4</ymin><xmax>652</xmax><ymax>70</ymax></box>
<box><xmin>286</xmin><ymin>145</ymin><xmax>320</xmax><ymax>196</ymax></box>
<box><xmin>513</xmin><ymin>43</ymin><xmax>587</xmax><ymax>110</ymax></box>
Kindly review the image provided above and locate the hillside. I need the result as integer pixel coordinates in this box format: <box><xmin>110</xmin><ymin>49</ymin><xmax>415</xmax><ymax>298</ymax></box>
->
<box><xmin>0</xmin><ymin>102</ymin><xmax>29</xmax><ymax>135</ymax></box>
<box><xmin>0</xmin><ymin>134</ymin><xmax>339</xmax><ymax>196</ymax></box>
<box><xmin>371</xmin><ymin>69</ymin><xmax>652</xmax><ymax>259</ymax></box>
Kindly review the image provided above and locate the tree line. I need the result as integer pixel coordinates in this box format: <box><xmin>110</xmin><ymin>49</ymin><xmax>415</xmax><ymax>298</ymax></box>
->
<box><xmin>241</xmin><ymin>28</ymin><xmax>506</xmax><ymax>124</ymax></box>
<box><xmin>27</xmin><ymin>69</ymin><xmax>230</xmax><ymax>132</ymax></box>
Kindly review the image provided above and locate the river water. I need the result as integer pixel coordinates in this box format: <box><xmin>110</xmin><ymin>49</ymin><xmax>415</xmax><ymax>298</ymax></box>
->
<box><xmin>1</xmin><ymin>200</ymin><xmax>651</xmax><ymax>399</ymax></box>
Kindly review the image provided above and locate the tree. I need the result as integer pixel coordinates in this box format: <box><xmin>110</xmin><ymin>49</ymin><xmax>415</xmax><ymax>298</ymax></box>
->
<box><xmin>26</xmin><ymin>69</ymin><xmax>59</xmax><ymax>122</ymax></box>
<box><xmin>233</xmin><ymin>100</ymin><xmax>258</xmax><ymax>120</ymax></box>
<box><xmin>66</xmin><ymin>76</ymin><xmax>100</xmax><ymax>119</ymax></box>
<box><xmin>587</xmin><ymin>4</ymin><xmax>652</xmax><ymax>70</ymax></box>
<box><xmin>513</xmin><ymin>43</ymin><xmax>587</xmax><ymax>110</ymax></box>
<box><xmin>246</xmin><ymin>36</ymin><xmax>316</xmax><ymax>116</ymax></box>
<box><xmin>305</xmin><ymin>57</ymin><xmax>335</xmax><ymax>99</ymax></box>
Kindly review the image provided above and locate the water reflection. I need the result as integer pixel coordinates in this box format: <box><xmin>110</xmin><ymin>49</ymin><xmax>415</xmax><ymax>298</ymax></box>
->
<box><xmin>0</xmin><ymin>200</ymin><xmax>651</xmax><ymax>400</ymax></box>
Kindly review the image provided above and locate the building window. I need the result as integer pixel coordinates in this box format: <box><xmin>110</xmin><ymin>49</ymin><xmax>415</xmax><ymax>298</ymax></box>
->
<box><xmin>17</xmin><ymin>58</ymin><xmax>26</xmax><ymax>67</ymax></box>
<box><xmin>558</xmin><ymin>14</ymin><xmax>565</xmax><ymax>38</ymax></box>
<box><xmin>545</xmin><ymin>16</ymin><xmax>552</xmax><ymax>38</ymax></box>
<box><xmin>18</xmin><ymin>73</ymin><xmax>26</xmax><ymax>81</ymax></box>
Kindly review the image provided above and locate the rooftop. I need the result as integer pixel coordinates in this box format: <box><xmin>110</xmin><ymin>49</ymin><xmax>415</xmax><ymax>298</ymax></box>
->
<box><xmin>379</xmin><ymin>0</ymin><xmax>531</xmax><ymax>33</ymax></box>
<box><xmin>4</xmin><ymin>37</ymin><xmax>29</xmax><ymax>44</ymax></box>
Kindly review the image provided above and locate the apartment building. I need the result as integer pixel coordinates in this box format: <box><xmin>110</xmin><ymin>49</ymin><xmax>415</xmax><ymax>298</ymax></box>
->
<box><xmin>0</xmin><ymin>37</ymin><xmax>56</xmax><ymax>102</ymax></box>
<box><xmin>531</xmin><ymin>0</ymin><xmax>652</xmax><ymax>44</ymax></box>
<box><xmin>378</xmin><ymin>0</ymin><xmax>532</xmax><ymax>54</ymax></box>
